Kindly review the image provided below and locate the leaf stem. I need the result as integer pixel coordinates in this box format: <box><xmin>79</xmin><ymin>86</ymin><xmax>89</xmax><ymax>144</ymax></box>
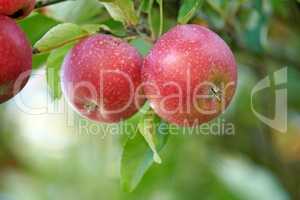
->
<box><xmin>33</xmin><ymin>33</ymin><xmax>89</xmax><ymax>54</ymax></box>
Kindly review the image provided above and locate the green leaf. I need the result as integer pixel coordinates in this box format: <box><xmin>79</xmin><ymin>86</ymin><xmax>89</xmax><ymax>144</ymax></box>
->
<box><xmin>99</xmin><ymin>0</ymin><xmax>138</xmax><ymax>26</ymax></box>
<box><xmin>137</xmin><ymin>111</ymin><xmax>162</xmax><ymax>164</ymax></box>
<box><xmin>48</xmin><ymin>0</ymin><xmax>104</xmax><ymax>24</ymax></box>
<box><xmin>46</xmin><ymin>44</ymin><xmax>74</xmax><ymax>100</ymax></box>
<box><xmin>178</xmin><ymin>0</ymin><xmax>202</xmax><ymax>24</ymax></box>
<box><xmin>121</xmin><ymin>113</ymin><xmax>169</xmax><ymax>192</ymax></box>
<box><xmin>18</xmin><ymin>12</ymin><xmax>59</xmax><ymax>45</ymax></box>
<box><xmin>150</xmin><ymin>5</ymin><xmax>161</xmax><ymax>39</ymax></box>
<box><xmin>34</xmin><ymin>23</ymin><xmax>89</xmax><ymax>53</ymax></box>
<box><xmin>102</xmin><ymin>19</ymin><xmax>127</xmax><ymax>36</ymax></box>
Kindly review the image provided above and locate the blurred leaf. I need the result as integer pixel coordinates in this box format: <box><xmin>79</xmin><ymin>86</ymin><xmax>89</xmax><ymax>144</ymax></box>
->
<box><xmin>138</xmin><ymin>0</ymin><xmax>151</xmax><ymax>14</ymax></box>
<box><xmin>46</xmin><ymin>43</ymin><xmax>74</xmax><ymax>100</ymax></box>
<box><xmin>18</xmin><ymin>12</ymin><xmax>59</xmax><ymax>45</ymax></box>
<box><xmin>237</xmin><ymin>1</ymin><xmax>271</xmax><ymax>53</ymax></box>
<box><xmin>178</xmin><ymin>0</ymin><xmax>202</xmax><ymax>24</ymax></box>
<box><xmin>206</xmin><ymin>0</ymin><xmax>225</xmax><ymax>14</ymax></box>
<box><xmin>287</xmin><ymin>67</ymin><xmax>300</xmax><ymax>109</ymax></box>
<box><xmin>99</xmin><ymin>0</ymin><xmax>138</xmax><ymax>26</ymax></box>
<box><xmin>121</xmin><ymin>114</ymin><xmax>169</xmax><ymax>192</ymax></box>
<box><xmin>34</xmin><ymin>23</ymin><xmax>89</xmax><ymax>53</ymax></box>
<box><xmin>216</xmin><ymin>157</ymin><xmax>289</xmax><ymax>200</ymax></box>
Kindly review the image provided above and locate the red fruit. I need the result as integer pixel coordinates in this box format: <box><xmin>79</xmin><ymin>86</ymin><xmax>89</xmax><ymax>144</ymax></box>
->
<box><xmin>0</xmin><ymin>0</ymin><xmax>35</xmax><ymax>18</ymax></box>
<box><xmin>0</xmin><ymin>15</ymin><xmax>32</xmax><ymax>103</ymax></box>
<box><xmin>62</xmin><ymin>34</ymin><xmax>145</xmax><ymax>123</ymax></box>
<box><xmin>142</xmin><ymin>25</ymin><xmax>237</xmax><ymax>127</ymax></box>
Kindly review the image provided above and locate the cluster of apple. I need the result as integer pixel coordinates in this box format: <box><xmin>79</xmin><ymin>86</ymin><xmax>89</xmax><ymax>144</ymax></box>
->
<box><xmin>0</xmin><ymin>0</ymin><xmax>237</xmax><ymax>127</ymax></box>
<box><xmin>61</xmin><ymin>25</ymin><xmax>237</xmax><ymax>127</ymax></box>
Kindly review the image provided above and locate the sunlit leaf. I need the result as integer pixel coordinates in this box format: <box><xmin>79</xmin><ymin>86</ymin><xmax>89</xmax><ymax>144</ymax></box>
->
<box><xmin>121</xmin><ymin>112</ymin><xmax>169</xmax><ymax>192</ymax></box>
<box><xmin>99</xmin><ymin>0</ymin><xmax>138</xmax><ymax>26</ymax></box>
<box><xmin>137</xmin><ymin>111</ymin><xmax>162</xmax><ymax>164</ymax></box>
<box><xmin>34</xmin><ymin>23</ymin><xmax>89</xmax><ymax>53</ymax></box>
<box><xmin>46</xmin><ymin>43</ymin><xmax>74</xmax><ymax>100</ymax></box>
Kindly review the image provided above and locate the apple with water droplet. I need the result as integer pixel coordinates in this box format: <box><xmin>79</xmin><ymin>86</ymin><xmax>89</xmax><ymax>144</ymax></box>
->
<box><xmin>61</xmin><ymin>34</ymin><xmax>145</xmax><ymax>123</ymax></box>
<box><xmin>142</xmin><ymin>25</ymin><xmax>237</xmax><ymax>127</ymax></box>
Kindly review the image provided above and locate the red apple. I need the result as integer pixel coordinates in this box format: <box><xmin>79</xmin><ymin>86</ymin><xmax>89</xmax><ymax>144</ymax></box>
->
<box><xmin>142</xmin><ymin>25</ymin><xmax>237</xmax><ymax>127</ymax></box>
<box><xmin>0</xmin><ymin>15</ymin><xmax>32</xmax><ymax>103</ymax></box>
<box><xmin>62</xmin><ymin>34</ymin><xmax>145</xmax><ymax>123</ymax></box>
<box><xmin>0</xmin><ymin>0</ymin><xmax>35</xmax><ymax>18</ymax></box>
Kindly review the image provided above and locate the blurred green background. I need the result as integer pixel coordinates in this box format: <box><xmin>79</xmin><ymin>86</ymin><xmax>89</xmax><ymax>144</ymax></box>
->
<box><xmin>0</xmin><ymin>0</ymin><xmax>300</xmax><ymax>199</ymax></box>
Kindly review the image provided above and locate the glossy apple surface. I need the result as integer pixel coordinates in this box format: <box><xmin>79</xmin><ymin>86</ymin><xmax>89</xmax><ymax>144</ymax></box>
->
<box><xmin>142</xmin><ymin>25</ymin><xmax>237</xmax><ymax>127</ymax></box>
<box><xmin>62</xmin><ymin>34</ymin><xmax>145</xmax><ymax>123</ymax></box>
<box><xmin>0</xmin><ymin>15</ymin><xmax>32</xmax><ymax>103</ymax></box>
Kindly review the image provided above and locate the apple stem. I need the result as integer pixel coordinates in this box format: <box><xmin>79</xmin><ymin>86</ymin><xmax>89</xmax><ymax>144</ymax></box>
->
<box><xmin>35</xmin><ymin>0</ymin><xmax>72</xmax><ymax>9</ymax></box>
<box><xmin>84</xmin><ymin>101</ymin><xmax>99</xmax><ymax>114</ymax></box>
<box><xmin>210</xmin><ymin>87</ymin><xmax>222</xmax><ymax>102</ymax></box>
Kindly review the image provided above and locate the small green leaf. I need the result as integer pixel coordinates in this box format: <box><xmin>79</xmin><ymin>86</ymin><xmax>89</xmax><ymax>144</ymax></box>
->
<box><xmin>150</xmin><ymin>5</ymin><xmax>161</xmax><ymax>39</ymax></box>
<box><xmin>46</xmin><ymin>44</ymin><xmax>74</xmax><ymax>100</ymax></box>
<box><xmin>99</xmin><ymin>0</ymin><xmax>138</xmax><ymax>26</ymax></box>
<box><xmin>121</xmin><ymin>113</ymin><xmax>169</xmax><ymax>192</ymax></box>
<box><xmin>101</xmin><ymin>2</ymin><xmax>125</xmax><ymax>23</ymax></box>
<box><xmin>137</xmin><ymin>111</ymin><xmax>162</xmax><ymax>164</ymax></box>
<box><xmin>178</xmin><ymin>0</ymin><xmax>202</xmax><ymax>24</ymax></box>
<box><xmin>102</xmin><ymin>19</ymin><xmax>127</xmax><ymax>36</ymax></box>
<box><xmin>34</xmin><ymin>23</ymin><xmax>89</xmax><ymax>53</ymax></box>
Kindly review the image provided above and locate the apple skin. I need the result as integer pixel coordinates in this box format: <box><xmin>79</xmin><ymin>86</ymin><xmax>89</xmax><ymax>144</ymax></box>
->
<box><xmin>0</xmin><ymin>0</ymin><xmax>35</xmax><ymax>18</ymax></box>
<box><xmin>0</xmin><ymin>15</ymin><xmax>32</xmax><ymax>104</ymax></box>
<box><xmin>142</xmin><ymin>25</ymin><xmax>237</xmax><ymax>127</ymax></box>
<box><xmin>61</xmin><ymin>34</ymin><xmax>145</xmax><ymax>123</ymax></box>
